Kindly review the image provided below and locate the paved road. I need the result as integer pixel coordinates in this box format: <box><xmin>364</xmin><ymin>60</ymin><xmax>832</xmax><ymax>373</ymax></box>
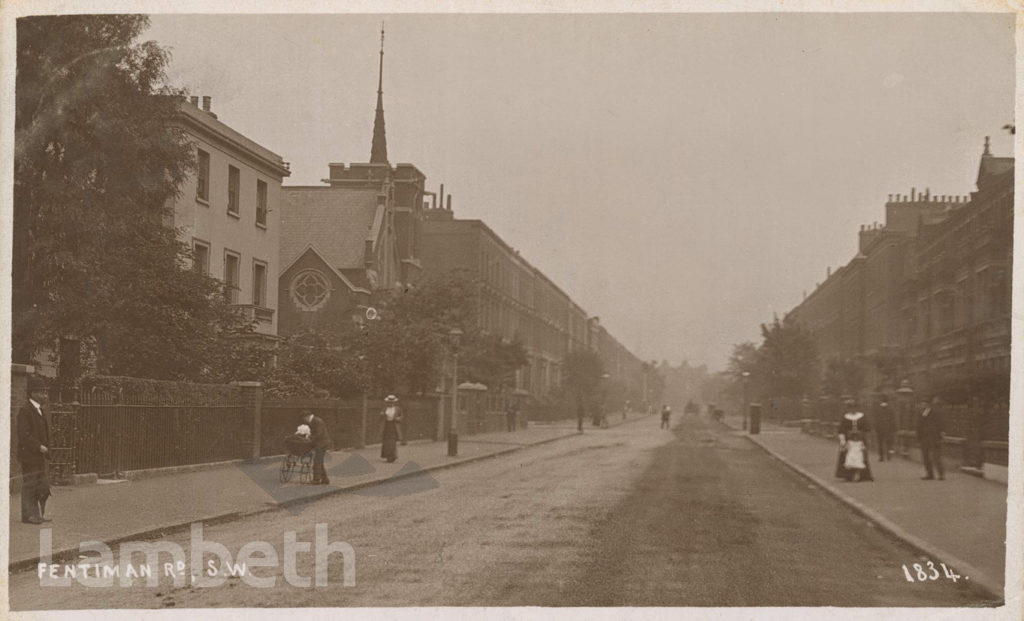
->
<box><xmin>10</xmin><ymin>415</ymin><xmax>992</xmax><ymax>608</ymax></box>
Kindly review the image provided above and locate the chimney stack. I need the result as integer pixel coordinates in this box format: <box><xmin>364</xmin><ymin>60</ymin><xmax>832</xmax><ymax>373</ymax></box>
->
<box><xmin>911</xmin><ymin>187</ymin><xmax>916</xmax><ymax>201</ymax></box>
<box><xmin>447</xmin><ymin>195</ymin><xmax>452</xmax><ymax>211</ymax></box>
<box><xmin>190</xmin><ymin>96</ymin><xmax>199</xmax><ymax>106</ymax></box>
<box><xmin>202</xmin><ymin>96</ymin><xmax>211</xmax><ymax>112</ymax></box>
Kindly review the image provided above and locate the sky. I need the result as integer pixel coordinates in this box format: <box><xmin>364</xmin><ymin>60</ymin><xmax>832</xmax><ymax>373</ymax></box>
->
<box><xmin>144</xmin><ymin>11</ymin><xmax>1016</xmax><ymax>370</ymax></box>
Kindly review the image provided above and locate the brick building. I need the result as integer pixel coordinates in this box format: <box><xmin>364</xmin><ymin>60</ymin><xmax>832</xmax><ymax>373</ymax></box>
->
<box><xmin>785</xmin><ymin>138</ymin><xmax>1012</xmax><ymax>400</ymax></box>
<box><xmin>420</xmin><ymin>202</ymin><xmax>642</xmax><ymax>407</ymax></box>
<box><xmin>277</xmin><ymin>33</ymin><xmax>427</xmax><ymax>336</ymax></box>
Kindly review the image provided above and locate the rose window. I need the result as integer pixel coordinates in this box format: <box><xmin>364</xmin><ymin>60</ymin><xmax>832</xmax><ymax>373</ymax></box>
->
<box><xmin>290</xmin><ymin>269</ymin><xmax>330</xmax><ymax>311</ymax></box>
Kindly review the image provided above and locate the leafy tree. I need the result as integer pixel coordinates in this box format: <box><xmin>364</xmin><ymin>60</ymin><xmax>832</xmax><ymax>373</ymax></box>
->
<box><xmin>562</xmin><ymin>349</ymin><xmax>605</xmax><ymax>408</ymax></box>
<box><xmin>821</xmin><ymin>357</ymin><xmax>865</xmax><ymax>398</ymax></box>
<box><xmin>462</xmin><ymin>334</ymin><xmax>528</xmax><ymax>395</ymax></box>
<box><xmin>757</xmin><ymin>318</ymin><xmax>819</xmax><ymax>399</ymax></box>
<box><xmin>14</xmin><ymin>15</ymin><xmax>254</xmax><ymax>381</ymax></box>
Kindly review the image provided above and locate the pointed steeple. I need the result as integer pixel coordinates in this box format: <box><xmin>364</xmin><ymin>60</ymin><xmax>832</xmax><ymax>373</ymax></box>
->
<box><xmin>370</xmin><ymin>24</ymin><xmax>388</xmax><ymax>164</ymax></box>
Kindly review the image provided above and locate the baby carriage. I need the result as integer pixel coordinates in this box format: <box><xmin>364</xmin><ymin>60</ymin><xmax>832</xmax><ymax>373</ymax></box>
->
<box><xmin>280</xmin><ymin>434</ymin><xmax>315</xmax><ymax>483</ymax></box>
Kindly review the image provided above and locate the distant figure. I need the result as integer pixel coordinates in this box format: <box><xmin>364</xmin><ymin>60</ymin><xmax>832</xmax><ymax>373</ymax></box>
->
<box><xmin>506</xmin><ymin>400</ymin><xmax>519</xmax><ymax>432</ymax></box>
<box><xmin>874</xmin><ymin>398</ymin><xmax>895</xmax><ymax>461</ymax></box>
<box><xmin>835</xmin><ymin>400</ymin><xmax>873</xmax><ymax>482</ymax></box>
<box><xmin>380</xmin><ymin>395</ymin><xmax>403</xmax><ymax>463</ymax></box>
<box><xmin>623</xmin><ymin>400</ymin><xmax>630</xmax><ymax>421</ymax></box>
<box><xmin>660</xmin><ymin>404</ymin><xmax>671</xmax><ymax>430</ymax></box>
<box><xmin>917</xmin><ymin>397</ymin><xmax>945</xmax><ymax>480</ymax></box>
<box><xmin>577</xmin><ymin>401</ymin><xmax>585</xmax><ymax>433</ymax></box>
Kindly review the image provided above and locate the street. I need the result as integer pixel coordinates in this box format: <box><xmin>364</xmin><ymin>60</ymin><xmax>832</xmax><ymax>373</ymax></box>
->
<box><xmin>10</xmin><ymin>414</ymin><xmax>991</xmax><ymax>608</ymax></box>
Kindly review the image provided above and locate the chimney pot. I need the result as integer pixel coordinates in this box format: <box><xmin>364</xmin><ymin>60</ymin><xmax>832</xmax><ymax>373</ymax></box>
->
<box><xmin>202</xmin><ymin>96</ymin><xmax>211</xmax><ymax>112</ymax></box>
<box><xmin>190</xmin><ymin>96</ymin><xmax>199</xmax><ymax>106</ymax></box>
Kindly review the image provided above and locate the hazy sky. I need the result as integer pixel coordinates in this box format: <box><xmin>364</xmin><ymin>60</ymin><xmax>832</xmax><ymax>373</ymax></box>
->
<box><xmin>146</xmin><ymin>12</ymin><xmax>1015</xmax><ymax>370</ymax></box>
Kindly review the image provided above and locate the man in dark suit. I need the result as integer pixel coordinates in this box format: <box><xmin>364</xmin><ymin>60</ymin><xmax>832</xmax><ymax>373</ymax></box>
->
<box><xmin>18</xmin><ymin>375</ymin><xmax>52</xmax><ymax>523</ymax></box>
<box><xmin>874</xmin><ymin>398</ymin><xmax>895</xmax><ymax>461</ymax></box>
<box><xmin>917</xmin><ymin>396</ymin><xmax>945</xmax><ymax>480</ymax></box>
<box><xmin>302</xmin><ymin>411</ymin><xmax>332</xmax><ymax>485</ymax></box>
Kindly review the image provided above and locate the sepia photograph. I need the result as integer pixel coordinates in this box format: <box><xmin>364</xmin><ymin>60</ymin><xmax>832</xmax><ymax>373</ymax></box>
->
<box><xmin>2</xmin><ymin>2</ymin><xmax>1020</xmax><ymax>619</ymax></box>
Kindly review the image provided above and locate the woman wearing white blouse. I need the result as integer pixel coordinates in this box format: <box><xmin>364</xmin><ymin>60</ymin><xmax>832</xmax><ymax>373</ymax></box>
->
<box><xmin>380</xmin><ymin>395</ymin><xmax>403</xmax><ymax>463</ymax></box>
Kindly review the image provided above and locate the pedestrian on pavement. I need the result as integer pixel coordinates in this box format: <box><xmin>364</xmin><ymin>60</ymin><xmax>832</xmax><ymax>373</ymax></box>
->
<box><xmin>873</xmin><ymin>397</ymin><xmax>895</xmax><ymax>462</ymax></box>
<box><xmin>506</xmin><ymin>400</ymin><xmax>519</xmax><ymax>432</ymax></box>
<box><xmin>836</xmin><ymin>400</ymin><xmax>873</xmax><ymax>482</ymax></box>
<box><xmin>917</xmin><ymin>396</ymin><xmax>945</xmax><ymax>480</ymax></box>
<box><xmin>301</xmin><ymin>410</ymin><xmax>331</xmax><ymax>485</ymax></box>
<box><xmin>18</xmin><ymin>375</ymin><xmax>52</xmax><ymax>524</ymax></box>
<box><xmin>381</xmin><ymin>395</ymin><xmax>403</xmax><ymax>463</ymax></box>
<box><xmin>660</xmin><ymin>404</ymin><xmax>671</xmax><ymax>430</ymax></box>
<box><xmin>577</xmin><ymin>401</ymin><xmax>585</xmax><ymax>433</ymax></box>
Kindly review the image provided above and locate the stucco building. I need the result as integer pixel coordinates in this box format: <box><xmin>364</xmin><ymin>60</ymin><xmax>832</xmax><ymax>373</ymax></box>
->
<box><xmin>171</xmin><ymin>96</ymin><xmax>291</xmax><ymax>340</ymax></box>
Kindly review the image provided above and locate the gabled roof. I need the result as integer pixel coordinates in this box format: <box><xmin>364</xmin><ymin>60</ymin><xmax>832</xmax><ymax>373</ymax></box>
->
<box><xmin>280</xmin><ymin>186</ymin><xmax>380</xmax><ymax>271</ymax></box>
<box><xmin>279</xmin><ymin>243</ymin><xmax>371</xmax><ymax>295</ymax></box>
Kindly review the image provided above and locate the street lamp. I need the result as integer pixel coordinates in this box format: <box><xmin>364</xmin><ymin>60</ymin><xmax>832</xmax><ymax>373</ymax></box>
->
<box><xmin>447</xmin><ymin>328</ymin><xmax>464</xmax><ymax>457</ymax></box>
<box><xmin>741</xmin><ymin>371</ymin><xmax>751</xmax><ymax>431</ymax></box>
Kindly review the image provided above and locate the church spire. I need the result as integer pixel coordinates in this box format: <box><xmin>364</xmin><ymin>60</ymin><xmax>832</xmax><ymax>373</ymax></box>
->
<box><xmin>370</xmin><ymin>24</ymin><xmax>388</xmax><ymax>164</ymax></box>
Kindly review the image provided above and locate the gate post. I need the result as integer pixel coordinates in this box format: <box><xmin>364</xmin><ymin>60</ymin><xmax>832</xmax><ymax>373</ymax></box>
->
<box><xmin>234</xmin><ymin>382</ymin><xmax>263</xmax><ymax>459</ymax></box>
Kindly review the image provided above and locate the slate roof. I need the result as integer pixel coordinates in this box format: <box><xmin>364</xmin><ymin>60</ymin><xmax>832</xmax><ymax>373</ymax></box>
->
<box><xmin>977</xmin><ymin>155</ymin><xmax>1014</xmax><ymax>189</ymax></box>
<box><xmin>280</xmin><ymin>187</ymin><xmax>380</xmax><ymax>270</ymax></box>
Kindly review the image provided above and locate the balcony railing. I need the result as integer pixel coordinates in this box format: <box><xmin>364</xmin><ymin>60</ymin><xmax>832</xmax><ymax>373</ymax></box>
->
<box><xmin>233</xmin><ymin>304</ymin><xmax>274</xmax><ymax>324</ymax></box>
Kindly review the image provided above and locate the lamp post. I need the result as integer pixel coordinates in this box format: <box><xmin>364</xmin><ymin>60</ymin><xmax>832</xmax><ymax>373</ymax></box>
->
<box><xmin>447</xmin><ymin>328</ymin><xmax>464</xmax><ymax>457</ymax></box>
<box><xmin>741</xmin><ymin>371</ymin><xmax>751</xmax><ymax>431</ymax></box>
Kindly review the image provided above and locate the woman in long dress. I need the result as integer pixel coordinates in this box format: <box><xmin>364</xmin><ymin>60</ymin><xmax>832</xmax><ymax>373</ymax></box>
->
<box><xmin>835</xmin><ymin>401</ymin><xmax>873</xmax><ymax>482</ymax></box>
<box><xmin>380</xmin><ymin>395</ymin><xmax>402</xmax><ymax>463</ymax></box>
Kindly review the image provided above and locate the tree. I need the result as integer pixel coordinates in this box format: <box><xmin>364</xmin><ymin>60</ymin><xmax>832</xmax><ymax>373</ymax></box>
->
<box><xmin>757</xmin><ymin>318</ymin><xmax>819</xmax><ymax>399</ymax></box>
<box><xmin>462</xmin><ymin>334</ymin><xmax>528</xmax><ymax>396</ymax></box>
<box><xmin>821</xmin><ymin>357</ymin><xmax>865</xmax><ymax>398</ymax></box>
<box><xmin>263</xmin><ymin>272</ymin><xmax>483</xmax><ymax>398</ymax></box>
<box><xmin>562</xmin><ymin>349</ymin><xmax>605</xmax><ymax>408</ymax></box>
<box><xmin>14</xmin><ymin>15</ymin><xmax>254</xmax><ymax>381</ymax></box>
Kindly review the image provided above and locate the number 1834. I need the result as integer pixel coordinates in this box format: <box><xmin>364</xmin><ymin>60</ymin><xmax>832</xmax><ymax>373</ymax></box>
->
<box><xmin>902</xmin><ymin>561</ymin><xmax>963</xmax><ymax>583</ymax></box>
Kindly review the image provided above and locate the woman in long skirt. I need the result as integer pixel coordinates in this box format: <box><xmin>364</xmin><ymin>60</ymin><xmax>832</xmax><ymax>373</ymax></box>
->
<box><xmin>381</xmin><ymin>394</ymin><xmax>402</xmax><ymax>463</ymax></box>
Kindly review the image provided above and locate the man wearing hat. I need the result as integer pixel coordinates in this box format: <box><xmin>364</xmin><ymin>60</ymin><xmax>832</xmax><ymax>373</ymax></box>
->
<box><xmin>301</xmin><ymin>411</ymin><xmax>331</xmax><ymax>485</ymax></box>
<box><xmin>18</xmin><ymin>375</ymin><xmax>52</xmax><ymax>523</ymax></box>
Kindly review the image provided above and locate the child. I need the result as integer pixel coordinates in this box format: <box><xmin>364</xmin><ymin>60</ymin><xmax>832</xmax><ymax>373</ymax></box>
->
<box><xmin>295</xmin><ymin>423</ymin><xmax>311</xmax><ymax>440</ymax></box>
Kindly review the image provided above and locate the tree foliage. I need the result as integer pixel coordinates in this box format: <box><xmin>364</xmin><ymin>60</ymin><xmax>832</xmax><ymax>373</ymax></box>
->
<box><xmin>263</xmin><ymin>272</ymin><xmax>527</xmax><ymax>399</ymax></box>
<box><xmin>756</xmin><ymin>318</ymin><xmax>819</xmax><ymax>399</ymax></box>
<box><xmin>562</xmin><ymin>349</ymin><xmax>605</xmax><ymax>402</ymax></box>
<box><xmin>14</xmin><ymin>15</ymin><xmax>255</xmax><ymax>381</ymax></box>
<box><xmin>822</xmin><ymin>357</ymin><xmax>865</xmax><ymax>398</ymax></box>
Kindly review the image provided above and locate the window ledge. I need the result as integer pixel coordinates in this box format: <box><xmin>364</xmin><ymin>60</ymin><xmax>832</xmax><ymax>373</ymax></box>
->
<box><xmin>255</xmin><ymin>221</ymin><xmax>268</xmax><ymax>230</ymax></box>
<box><xmin>196</xmin><ymin>196</ymin><xmax>210</xmax><ymax>207</ymax></box>
<box><xmin>227</xmin><ymin>209</ymin><xmax>241</xmax><ymax>219</ymax></box>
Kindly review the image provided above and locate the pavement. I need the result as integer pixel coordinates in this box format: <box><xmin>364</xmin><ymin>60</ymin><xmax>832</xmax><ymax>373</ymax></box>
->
<box><xmin>718</xmin><ymin>413</ymin><xmax>1007</xmax><ymax>601</ymax></box>
<box><xmin>10</xmin><ymin>413</ymin><xmax>992</xmax><ymax>608</ymax></box>
<box><xmin>8</xmin><ymin>414</ymin><xmax>645</xmax><ymax>573</ymax></box>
